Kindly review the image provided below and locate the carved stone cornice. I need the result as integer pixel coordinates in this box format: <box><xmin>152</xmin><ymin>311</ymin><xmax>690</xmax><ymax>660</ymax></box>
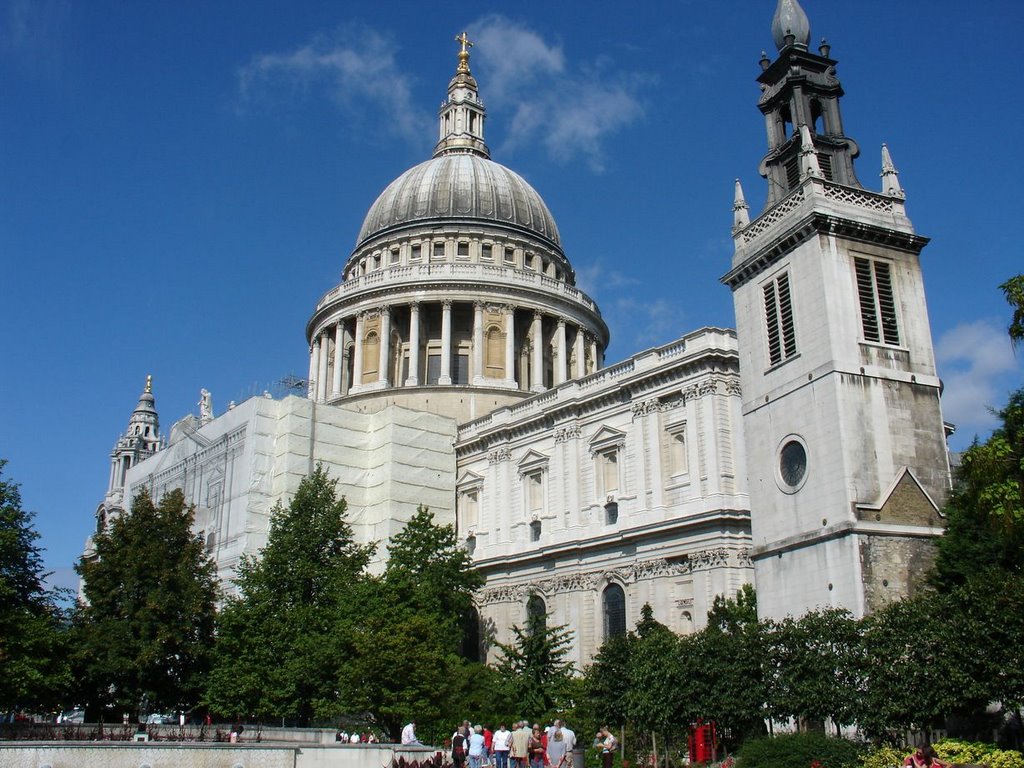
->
<box><xmin>553</xmin><ymin>424</ymin><xmax>581</xmax><ymax>443</ymax></box>
<box><xmin>487</xmin><ymin>446</ymin><xmax>512</xmax><ymax>464</ymax></box>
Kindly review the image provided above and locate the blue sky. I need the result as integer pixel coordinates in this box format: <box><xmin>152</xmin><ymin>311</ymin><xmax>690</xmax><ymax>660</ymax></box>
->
<box><xmin>2</xmin><ymin>0</ymin><xmax>1022</xmax><ymax>592</ymax></box>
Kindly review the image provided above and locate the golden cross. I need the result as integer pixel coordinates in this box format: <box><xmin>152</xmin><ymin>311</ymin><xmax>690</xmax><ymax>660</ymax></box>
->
<box><xmin>455</xmin><ymin>31</ymin><xmax>473</xmax><ymax>54</ymax></box>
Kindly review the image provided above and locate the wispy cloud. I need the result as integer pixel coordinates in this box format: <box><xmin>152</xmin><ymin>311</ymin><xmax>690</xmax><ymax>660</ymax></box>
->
<box><xmin>1</xmin><ymin>0</ymin><xmax>70</xmax><ymax>75</ymax></box>
<box><xmin>468</xmin><ymin>15</ymin><xmax>650</xmax><ymax>172</ymax></box>
<box><xmin>238</xmin><ymin>24</ymin><xmax>430</xmax><ymax>143</ymax></box>
<box><xmin>936</xmin><ymin>319</ymin><xmax>1021</xmax><ymax>441</ymax></box>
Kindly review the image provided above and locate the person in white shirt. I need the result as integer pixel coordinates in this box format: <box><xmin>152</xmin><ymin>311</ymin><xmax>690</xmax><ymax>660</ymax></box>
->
<box><xmin>402</xmin><ymin>722</ymin><xmax>420</xmax><ymax>745</ymax></box>
<box><xmin>492</xmin><ymin>723</ymin><xmax>512</xmax><ymax>768</ymax></box>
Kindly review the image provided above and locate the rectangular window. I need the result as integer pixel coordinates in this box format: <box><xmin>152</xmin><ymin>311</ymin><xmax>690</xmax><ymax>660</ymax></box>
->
<box><xmin>854</xmin><ymin>257</ymin><xmax>900</xmax><ymax>345</ymax></box>
<box><xmin>527</xmin><ymin>471</ymin><xmax>544</xmax><ymax>513</ymax></box>
<box><xmin>453</xmin><ymin>353</ymin><xmax>470</xmax><ymax>385</ymax></box>
<box><xmin>426</xmin><ymin>354</ymin><xmax>441</xmax><ymax>385</ymax></box>
<box><xmin>457</xmin><ymin>241</ymin><xmax>470</xmax><ymax>258</ymax></box>
<box><xmin>410</xmin><ymin>244</ymin><xmax>422</xmax><ymax>261</ymax></box>
<box><xmin>763</xmin><ymin>272</ymin><xmax>797</xmax><ymax>366</ymax></box>
<box><xmin>459</xmin><ymin>489</ymin><xmax>479</xmax><ymax>530</ymax></box>
<box><xmin>599</xmin><ymin>450</ymin><xmax>619</xmax><ymax>497</ymax></box>
<box><xmin>481</xmin><ymin>243</ymin><xmax>493</xmax><ymax>261</ymax></box>
<box><xmin>433</xmin><ymin>242</ymin><xmax>446</xmax><ymax>260</ymax></box>
<box><xmin>663</xmin><ymin>426</ymin><xmax>688</xmax><ymax>477</ymax></box>
<box><xmin>504</xmin><ymin>247</ymin><xmax>515</xmax><ymax>265</ymax></box>
<box><xmin>389</xmin><ymin>248</ymin><xmax>400</xmax><ymax>265</ymax></box>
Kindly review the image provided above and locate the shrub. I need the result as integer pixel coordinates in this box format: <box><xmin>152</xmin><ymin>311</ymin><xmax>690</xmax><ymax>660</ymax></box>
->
<box><xmin>737</xmin><ymin>733</ymin><xmax>864</xmax><ymax>768</ymax></box>
<box><xmin>859</xmin><ymin>745</ymin><xmax>907</xmax><ymax>768</ymax></box>
<box><xmin>933</xmin><ymin>739</ymin><xmax>1024</xmax><ymax>768</ymax></box>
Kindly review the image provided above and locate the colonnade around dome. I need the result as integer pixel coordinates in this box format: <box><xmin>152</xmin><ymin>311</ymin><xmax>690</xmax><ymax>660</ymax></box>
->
<box><xmin>307</xmin><ymin>298</ymin><xmax>606</xmax><ymax>405</ymax></box>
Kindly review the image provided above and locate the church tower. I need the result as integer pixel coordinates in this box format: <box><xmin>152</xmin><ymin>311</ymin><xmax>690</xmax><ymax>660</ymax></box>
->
<box><xmin>723</xmin><ymin>0</ymin><xmax>950</xmax><ymax>619</ymax></box>
<box><xmin>100</xmin><ymin>376</ymin><xmax>162</xmax><ymax>522</ymax></box>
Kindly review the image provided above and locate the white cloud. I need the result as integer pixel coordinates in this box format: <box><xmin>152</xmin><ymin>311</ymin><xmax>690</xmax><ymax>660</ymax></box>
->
<box><xmin>936</xmin><ymin>319</ymin><xmax>1020</xmax><ymax>441</ymax></box>
<box><xmin>238</xmin><ymin>25</ymin><xmax>429</xmax><ymax>142</ymax></box>
<box><xmin>468</xmin><ymin>15</ymin><xmax>649</xmax><ymax>172</ymax></box>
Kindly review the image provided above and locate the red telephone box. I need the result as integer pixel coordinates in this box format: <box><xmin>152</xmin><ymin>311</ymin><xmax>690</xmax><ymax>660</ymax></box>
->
<box><xmin>687</xmin><ymin>720</ymin><xmax>717</xmax><ymax>764</ymax></box>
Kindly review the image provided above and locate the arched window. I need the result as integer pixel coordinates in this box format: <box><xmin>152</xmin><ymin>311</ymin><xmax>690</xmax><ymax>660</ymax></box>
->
<box><xmin>485</xmin><ymin>325</ymin><xmax>504</xmax><ymax>377</ymax></box>
<box><xmin>527</xmin><ymin>593</ymin><xmax>547</xmax><ymax>633</ymax></box>
<box><xmin>603</xmin><ymin>584</ymin><xmax>626</xmax><ymax>639</ymax></box>
<box><xmin>362</xmin><ymin>330</ymin><xmax>379</xmax><ymax>383</ymax></box>
<box><xmin>460</xmin><ymin>606</ymin><xmax>482</xmax><ymax>662</ymax></box>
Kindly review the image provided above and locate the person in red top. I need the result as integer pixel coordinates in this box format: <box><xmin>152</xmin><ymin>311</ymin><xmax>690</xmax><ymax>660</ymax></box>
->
<box><xmin>904</xmin><ymin>744</ymin><xmax>946</xmax><ymax>768</ymax></box>
<box><xmin>484</xmin><ymin>725</ymin><xmax>494</xmax><ymax>766</ymax></box>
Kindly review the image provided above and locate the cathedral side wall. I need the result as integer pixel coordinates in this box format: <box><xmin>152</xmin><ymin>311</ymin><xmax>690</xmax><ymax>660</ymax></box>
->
<box><xmin>457</xmin><ymin>331</ymin><xmax>754</xmax><ymax>664</ymax></box>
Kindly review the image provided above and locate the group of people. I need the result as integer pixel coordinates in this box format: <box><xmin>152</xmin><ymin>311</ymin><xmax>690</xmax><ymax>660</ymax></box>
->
<box><xmin>450</xmin><ymin>720</ymin><xmax>579</xmax><ymax>768</ymax></box>
<box><xmin>335</xmin><ymin>729</ymin><xmax>379</xmax><ymax>743</ymax></box>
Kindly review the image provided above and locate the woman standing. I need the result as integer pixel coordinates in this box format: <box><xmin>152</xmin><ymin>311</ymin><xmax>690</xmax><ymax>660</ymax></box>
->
<box><xmin>469</xmin><ymin>725</ymin><xmax>487</xmax><ymax>768</ymax></box>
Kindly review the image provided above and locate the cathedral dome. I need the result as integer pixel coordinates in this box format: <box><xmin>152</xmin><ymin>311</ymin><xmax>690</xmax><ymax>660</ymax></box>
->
<box><xmin>356</xmin><ymin>154</ymin><xmax>561</xmax><ymax>250</ymax></box>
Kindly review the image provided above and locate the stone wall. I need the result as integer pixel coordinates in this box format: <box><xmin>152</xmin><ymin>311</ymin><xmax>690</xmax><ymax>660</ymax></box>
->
<box><xmin>0</xmin><ymin>742</ymin><xmax>442</xmax><ymax>768</ymax></box>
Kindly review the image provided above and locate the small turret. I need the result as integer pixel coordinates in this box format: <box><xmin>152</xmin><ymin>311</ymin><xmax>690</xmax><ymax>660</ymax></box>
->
<box><xmin>880</xmin><ymin>143</ymin><xmax>905</xmax><ymax>199</ymax></box>
<box><xmin>434</xmin><ymin>32</ymin><xmax>490</xmax><ymax>159</ymax></box>
<box><xmin>107</xmin><ymin>375</ymin><xmax>162</xmax><ymax>495</ymax></box>
<box><xmin>733</xmin><ymin>179</ymin><xmax>751</xmax><ymax>231</ymax></box>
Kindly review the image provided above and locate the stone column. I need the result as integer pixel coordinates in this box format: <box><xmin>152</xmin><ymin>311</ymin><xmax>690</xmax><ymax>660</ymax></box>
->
<box><xmin>504</xmin><ymin>305</ymin><xmax>517</xmax><ymax>388</ymax></box>
<box><xmin>531</xmin><ymin>312</ymin><xmax>544</xmax><ymax>392</ymax></box>
<box><xmin>406</xmin><ymin>302</ymin><xmax>420</xmax><ymax>386</ymax></box>
<box><xmin>308</xmin><ymin>342</ymin><xmax>319</xmax><ymax>400</ymax></box>
<box><xmin>331</xmin><ymin>322</ymin><xmax>344</xmax><ymax>397</ymax></box>
<box><xmin>574</xmin><ymin>327</ymin><xmax>586</xmax><ymax>379</ymax></box>
<box><xmin>472</xmin><ymin>301</ymin><xmax>485</xmax><ymax>385</ymax></box>
<box><xmin>589</xmin><ymin>337</ymin><xmax>599</xmax><ymax>375</ymax></box>
<box><xmin>555</xmin><ymin>319</ymin><xmax>567</xmax><ymax>386</ymax></box>
<box><xmin>317</xmin><ymin>331</ymin><xmax>330</xmax><ymax>402</ymax></box>
<box><xmin>439</xmin><ymin>300</ymin><xmax>453</xmax><ymax>385</ymax></box>
<box><xmin>351</xmin><ymin>313</ymin><xmax>365</xmax><ymax>392</ymax></box>
<box><xmin>108</xmin><ymin>458</ymin><xmax>118</xmax><ymax>491</ymax></box>
<box><xmin>378</xmin><ymin>306</ymin><xmax>391</xmax><ymax>386</ymax></box>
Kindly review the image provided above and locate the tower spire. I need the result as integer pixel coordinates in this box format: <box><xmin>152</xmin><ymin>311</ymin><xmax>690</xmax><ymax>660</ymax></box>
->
<box><xmin>880</xmin><ymin>143</ymin><xmax>905</xmax><ymax>198</ymax></box>
<box><xmin>732</xmin><ymin>179</ymin><xmax>751</xmax><ymax>231</ymax></box>
<box><xmin>434</xmin><ymin>32</ymin><xmax>490</xmax><ymax>158</ymax></box>
<box><xmin>107</xmin><ymin>375</ymin><xmax>162</xmax><ymax>495</ymax></box>
<box><xmin>755</xmin><ymin>3</ymin><xmax>862</xmax><ymax>207</ymax></box>
<box><xmin>771</xmin><ymin>0</ymin><xmax>811</xmax><ymax>52</ymax></box>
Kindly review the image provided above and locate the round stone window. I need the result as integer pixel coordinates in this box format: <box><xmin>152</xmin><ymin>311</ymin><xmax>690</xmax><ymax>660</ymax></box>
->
<box><xmin>778</xmin><ymin>438</ymin><xmax>808</xmax><ymax>492</ymax></box>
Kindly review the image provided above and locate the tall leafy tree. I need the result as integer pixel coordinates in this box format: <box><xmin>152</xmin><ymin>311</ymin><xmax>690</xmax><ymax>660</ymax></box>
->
<box><xmin>495</xmin><ymin>609</ymin><xmax>576</xmax><ymax>719</ymax></box>
<box><xmin>582</xmin><ymin>633</ymin><xmax>635</xmax><ymax>730</ymax></box>
<box><xmin>205</xmin><ymin>465</ymin><xmax>373</xmax><ymax>725</ymax></box>
<box><xmin>692</xmin><ymin>586</ymin><xmax>768</xmax><ymax>747</ymax></box>
<box><xmin>0</xmin><ymin>460</ymin><xmax>69</xmax><ymax>710</ymax></box>
<box><xmin>626</xmin><ymin>605</ymin><xmax>690</xmax><ymax>761</ymax></box>
<box><xmin>341</xmin><ymin>506</ymin><xmax>483</xmax><ymax>738</ymax></box>
<box><xmin>933</xmin><ymin>387</ymin><xmax>1024</xmax><ymax>589</ymax></box>
<box><xmin>73</xmin><ymin>487</ymin><xmax>217</xmax><ymax>718</ymax></box>
<box><xmin>764</xmin><ymin>608</ymin><xmax>862</xmax><ymax>734</ymax></box>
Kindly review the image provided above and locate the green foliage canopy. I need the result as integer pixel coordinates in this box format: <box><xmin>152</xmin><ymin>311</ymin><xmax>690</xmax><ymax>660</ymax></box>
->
<box><xmin>73</xmin><ymin>487</ymin><xmax>217</xmax><ymax>717</ymax></box>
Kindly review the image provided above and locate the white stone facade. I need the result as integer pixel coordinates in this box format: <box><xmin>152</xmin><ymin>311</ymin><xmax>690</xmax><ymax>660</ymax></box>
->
<box><xmin>456</xmin><ymin>328</ymin><xmax>752</xmax><ymax>664</ymax></box>
<box><xmin>109</xmin><ymin>395</ymin><xmax>456</xmax><ymax>586</ymax></box>
<box><xmin>89</xmin><ymin>8</ymin><xmax>951</xmax><ymax>661</ymax></box>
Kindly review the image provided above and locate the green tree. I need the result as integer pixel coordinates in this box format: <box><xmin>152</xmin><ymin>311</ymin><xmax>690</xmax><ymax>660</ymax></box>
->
<box><xmin>205</xmin><ymin>465</ymin><xmax>373</xmax><ymax>725</ymax></box>
<box><xmin>933</xmin><ymin>387</ymin><xmax>1024</xmax><ymax>589</ymax></box>
<box><xmin>0</xmin><ymin>460</ymin><xmax>69</xmax><ymax>710</ymax></box>
<box><xmin>73</xmin><ymin>487</ymin><xmax>217</xmax><ymax>718</ymax></box>
<box><xmin>764</xmin><ymin>608</ymin><xmax>862</xmax><ymax>734</ymax></box>
<box><xmin>341</xmin><ymin>506</ymin><xmax>483</xmax><ymax>738</ymax></box>
<box><xmin>582</xmin><ymin>632</ymin><xmax>635</xmax><ymax>732</ymax></box>
<box><xmin>1001</xmin><ymin>274</ymin><xmax>1024</xmax><ymax>348</ymax></box>
<box><xmin>692</xmin><ymin>586</ymin><xmax>768</xmax><ymax>747</ymax></box>
<box><xmin>626</xmin><ymin>605</ymin><xmax>690</xmax><ymax>763</ymax></box>
<box><xmin>495</xmin><ymin>609</ymin><xmax>576</xmax><ymax>719</ymax></box>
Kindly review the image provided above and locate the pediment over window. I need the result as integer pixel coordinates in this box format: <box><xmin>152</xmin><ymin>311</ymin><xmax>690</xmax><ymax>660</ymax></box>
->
<box><xmin>589</xmin><ymin>425</ymin><xmax>626</xmax><ymax>455</ymax></box>
<box><xmin>457</xmin><ymin>470</ymin><xmax>484</xmax><ymax>490</ymax></box>
<box><xmin>517</xmin><ymin>449</ymin><xmax>550</xmax><ymax>475</ymax></box>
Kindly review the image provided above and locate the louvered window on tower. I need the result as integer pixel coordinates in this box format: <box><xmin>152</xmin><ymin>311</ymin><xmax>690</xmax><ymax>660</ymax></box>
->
<box><xmin>854</xmin><ymin>257</ymin><xmax>900</xmax><ymax>345</ymax></box>
<box><xmin>763</xmin><ymin>272</ymin><xmax>797</xmax><ymax>367</ymax></box>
